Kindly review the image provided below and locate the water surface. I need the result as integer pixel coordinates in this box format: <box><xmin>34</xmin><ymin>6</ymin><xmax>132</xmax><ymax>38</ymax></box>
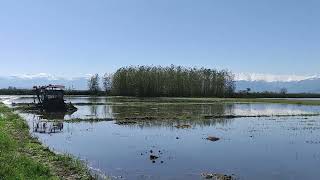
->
<box><xmin>2</xmin><ymin>96</ymin><xmax>320</xmax><ymax>180</ymax></box>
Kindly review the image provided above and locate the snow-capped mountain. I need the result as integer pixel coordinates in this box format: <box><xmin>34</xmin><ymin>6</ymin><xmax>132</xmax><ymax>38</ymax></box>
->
<box><xmin>235</xmin><ymin>73</ymin><xmax>320</xmax><ymax>93</ymax></box>
<box><xmin>0</xmin><ymin>73</ymin><xmax>90</xmax><ymax>90</ymax></box>
<box><xmin>234</xmin><ymin>73</ymin><xmax>318</xmax><ymax>82</ymax></box>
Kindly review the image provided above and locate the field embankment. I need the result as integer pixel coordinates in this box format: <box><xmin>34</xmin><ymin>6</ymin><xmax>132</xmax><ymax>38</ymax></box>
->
<box><xmin>0</xmin><ymin>103</ymin><xmax>93</xmax><ymax>180</ymax></box>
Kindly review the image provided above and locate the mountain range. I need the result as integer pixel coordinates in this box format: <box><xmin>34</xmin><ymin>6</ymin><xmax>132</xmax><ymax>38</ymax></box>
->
<box><xmin>0</xmin><ymin>74</ymin><xmax>89</xmax><ymax>90</ymax></box>
<box><xmin>236</xmin><ymin>78</ymin><xmax>320</xmax><ymax>93</ymax></box>
<box><xmin>0</xmin><ymin>73</ymin><xmax>320</xmax><ymax>93</ymax></box>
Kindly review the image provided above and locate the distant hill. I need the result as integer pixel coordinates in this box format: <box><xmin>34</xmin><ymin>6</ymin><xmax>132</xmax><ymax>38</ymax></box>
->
<box><xmin>236</xmin><ymin>78</ymin><xmax>320</xmax><ymax>93</ymax></box>
<box><xmin>0</xmin><ymin>75</ymin><xmax>89</xmax><ymax>90</ymax></box>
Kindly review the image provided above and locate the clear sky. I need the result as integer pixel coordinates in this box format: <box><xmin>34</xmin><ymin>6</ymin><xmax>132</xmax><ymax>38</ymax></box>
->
<box><xmin>0</xmin><ymin>0</ymin><xmax>319</xmax><ymax>77</ymax></box>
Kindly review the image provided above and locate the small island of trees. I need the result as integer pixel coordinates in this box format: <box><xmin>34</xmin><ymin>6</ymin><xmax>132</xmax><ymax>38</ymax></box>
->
<box><xmin>109</xmin><ymin>65</ymin><xmax>235</xmax><ymax>97</ymax></box>
<box><xmin>87</xmin><ymin>65</ymin><xmax>235</xmax><ymax>97</ymax></box>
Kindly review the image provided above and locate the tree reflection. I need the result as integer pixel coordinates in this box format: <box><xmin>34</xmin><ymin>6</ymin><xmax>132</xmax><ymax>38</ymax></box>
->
<box><xmin>32</xmin><ymin>116</ymin><xmax>64</xmax><ymax>134</ymax></box>
<box><xmin>110</xmin><ymin>103</ymin><xmax>236</xmax><ymax>128</ymax></box>
<box><xmin>31</xmin><ymin>110</ymin><xmax>76</xmax><ymax>134</ymax></box>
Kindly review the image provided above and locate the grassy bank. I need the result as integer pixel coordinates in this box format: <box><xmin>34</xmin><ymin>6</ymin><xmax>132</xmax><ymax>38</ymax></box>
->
<box><xmin>0</xmin><ymin>103</ymin><xmax>93</xmax><ymax>180</ymax></box>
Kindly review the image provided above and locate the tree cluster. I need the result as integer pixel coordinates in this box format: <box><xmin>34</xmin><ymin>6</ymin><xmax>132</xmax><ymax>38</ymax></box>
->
<box><xmin>110</xmin><ymin>65</ymin><xmax>235</xmax><ymax>97</ymax></box>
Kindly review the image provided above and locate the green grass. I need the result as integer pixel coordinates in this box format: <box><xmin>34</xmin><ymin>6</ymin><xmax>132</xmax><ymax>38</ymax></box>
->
<box><xmin>0</xmin><ymin>104</ymin><xmax>93</xmax><ymax>180</ymax></box>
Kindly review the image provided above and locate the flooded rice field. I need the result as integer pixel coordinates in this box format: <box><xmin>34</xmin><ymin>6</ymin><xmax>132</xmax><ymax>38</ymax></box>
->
<box><xmin>2</xmin><ymin>96</ymin><xmax>320</xmax><ymax>180</ymax></box>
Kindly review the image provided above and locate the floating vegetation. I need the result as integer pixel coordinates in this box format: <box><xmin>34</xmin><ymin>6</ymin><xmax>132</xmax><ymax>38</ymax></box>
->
<box><xmin>123</xmin><ymin>116</ymin><xmax>157</xmax><ymax>120</ymax></box>
<box><xmin>175</xmin><ymin>124</ymin><xmax>192</xmax><ymax>129</ymax></box>
<box><xmin>115</xmin><ymin>121</ymin><xmax>138</xmax><ymax>125</ymax></box>
<box><xmin>13</xmin><ymin>103</ymin><xmax>77</xmax><ymax>114</ymax></box>
<box><xmin>73</xmin><ymin>102</ymin><xmax>111</xmax><ymax>106</ymax></box>
<box><xmin>149</xmin><ymin>155</ymin><xmax>159</xmax><ymax>160</ymax></box>
<box><xmin>306</xmin><ymin>140</ymin><xmax>320</xmax><ymax>144</ymax></box>
<box><xmin>66</xmin><ymin>118</ymin><xmax>114</xmax><ymax>123</ymax></box>
<box><xmin>206</xmin><ymin>136</ymin><xmax>220</xmax><ymax>142</ymax></box>
<box><xmin>203</xmin><ymin>113</ymin><xmax>320</xmax><ymax>119</ymax></box>
<box><xmin>201</xmin><ymin>173</ymin><xmax>235</xmax><ymax>180</ymax></box>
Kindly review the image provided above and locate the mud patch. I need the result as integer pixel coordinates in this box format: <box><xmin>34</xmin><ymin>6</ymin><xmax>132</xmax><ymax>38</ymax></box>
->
<box><xmin>203</xmin><ymin>114</ymin><xmax>320</xmax><ymax>119</ymax></box>
<box><xmin>140</xmin><ymin>148</ymin><xmax>165</xmax><ymax>164</ymax></box>
<box><xmin>123</xmin><ymin>116</ymin><xmax>156</xmax><ymax>120</ymax></box>
<box><xmin>206</xmin><ymin>136</ymin><xmax>220</xmax><ymax>142</ymax></box>
<box><xmin>175</xmin><ymin>124</ymin><xmax>192</xmax><ymax>129</ymax></box>
<box><xmin>201</xmin><ymin>172</ymin><xmax>235</xmax><ymax>180</ymax></box>
<box><xmin>115</xmin><ymin>121</ymin><xmax>138</xmax><ymax>125</ymax></box>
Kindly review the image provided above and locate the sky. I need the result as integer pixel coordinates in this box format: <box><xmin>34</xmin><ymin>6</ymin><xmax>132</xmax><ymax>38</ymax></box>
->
<box><xmin>0</xmin><ymin>0</ymin><xmax>319</xmax><ymax>78</ymax></box>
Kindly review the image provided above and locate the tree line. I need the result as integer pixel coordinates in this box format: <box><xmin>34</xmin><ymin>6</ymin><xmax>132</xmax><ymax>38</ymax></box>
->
<box><xmin>89</xmin><ymin>65</ymin><xmax>236</xmax><ymax>97</ymax></box>
<box><xmin>2</xmin><ymin>87</ymin><xmax>320</xmax><ymax>98</ymax></box>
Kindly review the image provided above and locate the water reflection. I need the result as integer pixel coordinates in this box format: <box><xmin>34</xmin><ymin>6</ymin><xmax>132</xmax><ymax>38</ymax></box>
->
<box><xmin>32</xmin><ymin>116</ymin><xmax>64</xmax><ymax>134</ymax></box>
<box><xmin>31</xmin><ymin>111</ymin><xmax>76</xmax><ymax>134</ymax></box>
<box><xmin>131</xmin><ymin>118</ymin><xmax>234</xmax><ymax>129</ymax></box>
<box><xmin>110</xmin><ymin>103</ymin><xmax>235</xmax><ymax>128</ymax></box>
<box><xmin>111</xmin><ymin>103</ymin><xmax>234</xmax><ymax>119</ymax></box>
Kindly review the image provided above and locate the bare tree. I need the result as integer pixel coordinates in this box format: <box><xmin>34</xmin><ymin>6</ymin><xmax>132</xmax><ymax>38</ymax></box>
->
<box><xmin>88</xmin><ymin>74</ymin><xmax>100</xmax><ymax>95</ymax></box>
<box><xmin>280</xmin><ymin>88</ymin><xmax>288</xmax><ymax>95</ymax></box>
<box><xmin>103</xmin><ymin>73</ymin><xmax>113</xmax><ymax>93</ymax></box>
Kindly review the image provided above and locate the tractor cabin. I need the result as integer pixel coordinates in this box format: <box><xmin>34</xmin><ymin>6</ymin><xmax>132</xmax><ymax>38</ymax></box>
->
<box><xmin>33</xmin><ymin>85</ymin><xmax>68</xmax><ymax>112</ymax></box>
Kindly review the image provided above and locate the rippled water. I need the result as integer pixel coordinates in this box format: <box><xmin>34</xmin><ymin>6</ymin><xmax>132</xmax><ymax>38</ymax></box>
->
<box><xmin>2</xmin><ymin>96</ymin><xmax>320</xmax><ymax>180</ymax></box>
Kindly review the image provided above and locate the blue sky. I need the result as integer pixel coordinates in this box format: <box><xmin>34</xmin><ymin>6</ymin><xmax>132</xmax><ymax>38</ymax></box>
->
<box><xmin>0</xmin><ymin>0</ymin><xmax>319</xmax><ymax>77</ymax></box>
